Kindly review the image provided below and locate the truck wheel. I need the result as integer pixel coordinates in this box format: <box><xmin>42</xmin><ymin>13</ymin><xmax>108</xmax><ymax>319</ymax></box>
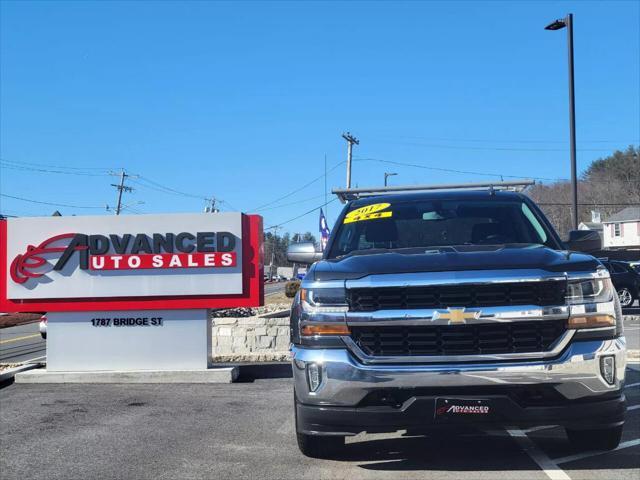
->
<box><xmin>296</xmin><ymin>432</ymin><xmax>345</xmax><ymax>459</ymax></box>
<box><xmin>617</xmin><ymin>287</ymin><xmax>634</xmax><ymax>308</ymax></box>
<box><xmin>565</xmin><ymin>425</ymin><xmax>623</xmax><ymax>451</ymax></box>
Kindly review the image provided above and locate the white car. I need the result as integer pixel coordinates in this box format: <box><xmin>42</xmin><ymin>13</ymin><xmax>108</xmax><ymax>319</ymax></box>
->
<box><xmin>39</xmin><ymin>314</ymin><xmax>47</xmax><ymax>339</ymax></box>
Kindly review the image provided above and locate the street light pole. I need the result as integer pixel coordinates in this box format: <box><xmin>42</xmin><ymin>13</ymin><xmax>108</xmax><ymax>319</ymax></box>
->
<box><xmin>384</xmin><ymin>172</ymin><xmax>398</xmax><ymax>187</ymax></box>
<box><xmin>566</xmin><ymin>14</ymin><xmax>578</xmax><ymax>231</ymax></box>
<box><xmin>546</xmin><ymin>13</ymin><xmax>578</xmax><ymax>230</ymax></box>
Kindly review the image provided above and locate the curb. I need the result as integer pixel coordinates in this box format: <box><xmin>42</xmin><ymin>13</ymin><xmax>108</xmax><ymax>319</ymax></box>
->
<box><xmin>0</xmin><ymin>364</ymin><xmax>40</xmax><ymax>383</ymax></box>
<box><xmin>258</xmin><ymin>309</ymin><xmax>290</xmax><ymax>319</ymax></box>
<box><xmin>212</xmin><ymin>352</ymin><xmax>291</xmax><ymax>363</ymax></box>
<box><xmin>15</xmin><ymin>367</ymin><xmax>238</xmax><ymax>384</ymax></box>
<box><xmin>628</xmin><ymin>349</ymin><xmax>640</xmax><ymax>361</ymax></box>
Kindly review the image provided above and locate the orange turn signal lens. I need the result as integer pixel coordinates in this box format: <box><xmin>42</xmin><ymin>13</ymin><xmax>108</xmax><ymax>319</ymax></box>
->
<box><xmin>567</xmin><ymin>315</ymin><xmax>615</xmax><ymax>329</ymax></box>
<box><xmin>301</xmin><ymin>324</ymin><xmax>350</xmax><ymax>336</ymax></box>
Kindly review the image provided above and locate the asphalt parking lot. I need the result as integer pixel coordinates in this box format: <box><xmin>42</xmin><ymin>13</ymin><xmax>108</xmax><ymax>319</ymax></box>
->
<box><xmin>0</xmin><ymin>363</ymin><xmax>638</xmax><ymax>480</ymax></box>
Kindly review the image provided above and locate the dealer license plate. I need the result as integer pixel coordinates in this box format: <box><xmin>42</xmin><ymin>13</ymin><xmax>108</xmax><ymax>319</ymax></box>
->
<box><xmin>434</xmin><ymin>398</ymin><xmax>493</xmax><ymax>422</ymax></box>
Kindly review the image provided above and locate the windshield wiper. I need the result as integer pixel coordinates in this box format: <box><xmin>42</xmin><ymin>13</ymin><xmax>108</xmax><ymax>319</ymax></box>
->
<box><xmin>336</xmin><ymin>248</ymin><xmax>394</xmax><ymax>259</ymax></box>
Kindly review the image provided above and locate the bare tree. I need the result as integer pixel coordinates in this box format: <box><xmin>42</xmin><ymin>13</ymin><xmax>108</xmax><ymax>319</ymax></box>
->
<box><xmin>526</xmin><ymin>146</ymin><xmax>639</xmax><ymax>238</ymax></box>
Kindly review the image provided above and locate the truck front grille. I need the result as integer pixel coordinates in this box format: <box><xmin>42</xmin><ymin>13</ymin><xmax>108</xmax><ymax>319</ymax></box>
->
<box><xmin>348</xmin><ymin>281</ymin><xmax>566</xmax><ymax>312</ymax></box>
<box><xmin>350</xmin><ymin>320</ymin><xmax>566</xmax><ymax>357</ymax></box>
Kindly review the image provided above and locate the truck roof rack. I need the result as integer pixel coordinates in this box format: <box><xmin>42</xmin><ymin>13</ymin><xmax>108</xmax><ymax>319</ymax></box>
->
<box><xmin>332</xmin><ymin>180</ymin><xmax>535</xmax><ymax>203</ymax></box>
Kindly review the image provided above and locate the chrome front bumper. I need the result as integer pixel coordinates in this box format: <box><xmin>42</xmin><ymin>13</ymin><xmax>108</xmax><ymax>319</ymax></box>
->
<box><xmin>292</xmin><ymin>337</ymin><xmax>627</xmax><ymax>406</ymax></box>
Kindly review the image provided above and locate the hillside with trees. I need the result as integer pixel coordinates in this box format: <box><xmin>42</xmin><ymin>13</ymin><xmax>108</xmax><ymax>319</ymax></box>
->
<box><xmin>526</xmin><ymin>146</ymin><xmax>639</xmax><ymax>238</ymax></box>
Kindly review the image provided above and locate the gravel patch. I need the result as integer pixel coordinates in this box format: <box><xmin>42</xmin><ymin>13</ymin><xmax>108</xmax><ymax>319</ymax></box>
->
<box><xmin>211</xmin><ymin>303</ymin><xmax>291</xmax><ymax>318</ymax></box>
<box><xmin>0</xmin><ymin>363</ymin><xmax>24</xmax><ymax>372</ymax></box>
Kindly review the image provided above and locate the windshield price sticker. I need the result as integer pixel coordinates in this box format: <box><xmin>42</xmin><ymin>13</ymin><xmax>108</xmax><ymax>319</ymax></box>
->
<box><xmin>343</xmin><ymin>203</ymin><xmax>393</xmax><ymax>224</ymax></box>
<box><xmin>91</xmin><ymin>317</ymin><xmax>164</xmax><ymax>327</ymax></box>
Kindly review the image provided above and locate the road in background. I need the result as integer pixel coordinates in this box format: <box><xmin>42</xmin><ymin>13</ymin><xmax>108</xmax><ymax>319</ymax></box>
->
<box><xmin>0</xmin><ymin>321</ymin><xmax>45</xmax><ymax>363</ymax></box>
<box><xmin>625</xmin><ymin>315</ymin><xmax>640</xmax><ymax>351</ymax></box>
<box><xmin>265</xmin><ymin>282</ymin><xmax>286</xmax><ymax>296</ymax></box>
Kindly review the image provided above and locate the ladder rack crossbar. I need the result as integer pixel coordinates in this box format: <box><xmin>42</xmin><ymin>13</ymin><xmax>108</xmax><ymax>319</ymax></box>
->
<box><xmin>332</xmin><ymin>180</ymin><xmax>535</xmax><ymax>203</ymax></box>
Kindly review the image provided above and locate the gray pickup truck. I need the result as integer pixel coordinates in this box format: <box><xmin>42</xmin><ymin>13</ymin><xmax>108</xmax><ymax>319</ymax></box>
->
<box><xmin>287</xmin><ymin>183</ymin><xmax>626</xmax><ymax>458</ymax></box>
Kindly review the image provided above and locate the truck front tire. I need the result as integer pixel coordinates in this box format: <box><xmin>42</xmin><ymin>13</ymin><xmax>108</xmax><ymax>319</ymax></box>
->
<box><xmin>565</xmin><ymin>425</ymin><xmax>623</xmax><ymax>451</ymax></box>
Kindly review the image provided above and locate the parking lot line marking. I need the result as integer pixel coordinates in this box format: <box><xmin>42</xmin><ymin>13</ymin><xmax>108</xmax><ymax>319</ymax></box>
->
<box><xmin>628</xmin><ymin>405</ymin><xmax>640</xmax><ymax>411</ymax></box>
<box><xmin>24</xmin><ymin>355</ymin><xmax>46</xmax><ymax>363</ymax></box>
<box><xmin>507</xmin><ymin>428</ymin><xmax>571</xmax><ymax>480</ymax></box>
<box><xmin>554</xmin><ymin>438</ymin><xmax>640</xmax><ymax>465</ymax></box>
<box><xmin>0</xmin><ymin>334</ymin><xmax>41</xmax><ymax>345</ymax></box>
<box><xmin>625</xmin><ymin>382</ymin><xmax>640</xmax><ymax>389</ymax></box>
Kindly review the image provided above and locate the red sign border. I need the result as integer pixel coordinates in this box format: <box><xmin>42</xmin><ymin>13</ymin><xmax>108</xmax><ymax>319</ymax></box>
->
<box><xmin>0</xmin><ymin>214</ymin><xmax>264</xmax><ymax>312</ymax></box>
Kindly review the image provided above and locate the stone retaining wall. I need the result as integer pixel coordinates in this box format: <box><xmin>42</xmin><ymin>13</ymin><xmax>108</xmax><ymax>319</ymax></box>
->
<box><xmin>210</xmin><ymin>313</ymin><xmax>640</xmax><ymax>363</ymax></box>
<box><xmin>211</xmin><ymin>316</ymin><xmax>290</xmax><ymax>362</ymax></box>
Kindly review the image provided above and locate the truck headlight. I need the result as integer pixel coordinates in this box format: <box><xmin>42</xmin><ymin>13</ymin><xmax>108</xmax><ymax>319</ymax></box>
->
<box><xmin>566</xmin><ymin>277</ymin><xmax>613</xmax><ymax>305</ymax></box>
<box><xmin>300</xmin><ymin>287</ymin><xmax>348</xmax><ymax>313</ymax></box>
<box><xmin>566</xmin><ymin>274</ymin><xmax>616</xmax><ymax>329</ymax></box>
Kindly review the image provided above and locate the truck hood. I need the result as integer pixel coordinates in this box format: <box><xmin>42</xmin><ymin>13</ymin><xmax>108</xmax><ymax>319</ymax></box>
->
<box><xmin>310</xmin><ymin>245</ymin><xmax>599</xmax><ymax>281</ymax></box>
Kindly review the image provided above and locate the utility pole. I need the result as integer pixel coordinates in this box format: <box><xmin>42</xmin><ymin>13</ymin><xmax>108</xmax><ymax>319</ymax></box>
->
<box><xmin>342</xmin><ymin>132</ymin><xmax>359</xmax><ymax>189</ymax></box>
<box><xmin>204</xmin><ymin>197</ymin><xmax>218</xmax><ymax>213</ymax></box>
<box><xmin>111</xmin><ymin>170</ymin><xmax>133</xmax><ymax>215</ymax></box>
<box><xmin>269</xmin><ymin>226</ymin><xmax>279</xmax><ymax>281</ymax></box>
<box><xmin>324</xmin><ymin>154</ymin><xmax>328</xmax><ymax>222</ymax></box>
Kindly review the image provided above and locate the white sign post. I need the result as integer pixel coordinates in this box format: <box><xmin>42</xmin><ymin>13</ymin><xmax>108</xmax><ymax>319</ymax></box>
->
<box><xmin>47</xmin><ymin>309</ymin><xmax>211</xmax><ymax>372</ymax></box>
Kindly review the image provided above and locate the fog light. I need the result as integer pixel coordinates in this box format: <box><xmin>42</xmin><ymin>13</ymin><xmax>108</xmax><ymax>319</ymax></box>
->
<box><xmin>600</xmin><ymin>355</ymin><xmax>616</xmax><ymax>385</ymax></box>
<box><xmin>307</xmin><ymin>363</ymin><xmax>322</xmax><ymax>392</ymax></box>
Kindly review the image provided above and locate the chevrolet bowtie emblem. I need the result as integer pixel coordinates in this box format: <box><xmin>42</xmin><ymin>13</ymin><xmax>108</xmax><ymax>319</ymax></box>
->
<box><xmin>433</xmin><ymin>307</ymin><xmax>481</xmax><ymax>324</ymax></box>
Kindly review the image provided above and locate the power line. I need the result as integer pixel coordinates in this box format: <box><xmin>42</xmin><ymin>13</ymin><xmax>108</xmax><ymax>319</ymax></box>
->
<box><xmin>132</xmin><ymin>176</ymin><xmax>242</xmax><ymax>213</ymax></box>
<box><xmin>0</xmin><ymin>161</ymin><xmax>111</xmax><ymax>177</ymax></box>
<box><xmin>0</xmin><ymin>158</ymin><xmax>118</xmax><ymax>171</ymax></box>
<box><xmin>371</xmin><ymin>139</ymin><xmax>629</xmax><ymax>152</ymax></box>
<box><xmin>122</xmin><ymin>205</ymin><xmax>145</xmax><ymax>214</ymax></box>
<box><xmin>250</xmin><ymin>161</ymin><xmax>345</xmax><ymax>212</ymax></box>
<box><xmin>255</xmin><ymin>193</ymin><xmax>330</xmax><ymax>212</ymax></box>
<box><xmin>219</xmin><ymin>199</ymin><xmax>240</xmax><ymax>212</ymax></box>
<box><xmin>265</xmin><ymin>197</ymin><xmax>339</xmax><ymax>230</ymax></box>
<box><xmin>135</xmin><ymin>175</ymin><xmax>209</xmax><ymax>201</ymax></box>
<box><xmin>355</xmin><ymin>157</ymin><xmax>567</xmax><ymax>182</ymax></box>
<box><xmin>2</xmin><ymin>159</ymin><xmax>243</xmax><ymax>213</ymax></box>
<box><xmin>372</xmin><ymin>134</ymin><xmax>639</xmax><ymax>145</ymax></box>
<box><xmin>0</xmin><ymin>193</ymin><xmax>105</xmax><ymax>209</ymax></box>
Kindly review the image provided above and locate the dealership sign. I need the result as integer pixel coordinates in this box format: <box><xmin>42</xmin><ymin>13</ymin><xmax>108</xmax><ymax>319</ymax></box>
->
<box><xmin>0</xmin><ymin>213</ymin><xmax>263</xmax><ymax>312</ymax></box>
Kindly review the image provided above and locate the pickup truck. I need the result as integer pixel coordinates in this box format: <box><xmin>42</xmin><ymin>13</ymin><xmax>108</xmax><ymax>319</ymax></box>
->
<box><xmin>287</xmin><ymin>184</ymin><xmax>626</xmax><ymax>458</ymax></box>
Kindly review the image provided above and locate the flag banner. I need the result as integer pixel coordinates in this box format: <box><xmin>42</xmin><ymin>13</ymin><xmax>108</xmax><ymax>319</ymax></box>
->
<box><xmin>319</xmin><ymin>208</ymin><xmax>330</xmax><ymax>251</ymax></box>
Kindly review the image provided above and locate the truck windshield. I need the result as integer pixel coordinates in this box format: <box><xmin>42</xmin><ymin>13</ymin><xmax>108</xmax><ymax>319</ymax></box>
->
<box><xmin>328</xmin><ymin>199</ymin><xmax>553</xmax><ymax>258</ymax></box>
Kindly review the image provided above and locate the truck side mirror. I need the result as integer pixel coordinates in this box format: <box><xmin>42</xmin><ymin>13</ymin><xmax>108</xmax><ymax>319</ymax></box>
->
<box><xmin>287</xmin><ymin>242</ymin><xmax>323</xmax><ymax>264</ymax></box>
<box><xmin>565</xmin><ymin>230</ymin><xmax>601</xmax><ymax>253</ymax></box>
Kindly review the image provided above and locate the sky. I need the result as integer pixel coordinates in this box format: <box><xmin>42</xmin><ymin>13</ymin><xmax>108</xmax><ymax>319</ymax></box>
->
<box><xmin>1</xmin><ymin>0</ymin><xmax>638</xmax><ymax>236</ymax></box>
